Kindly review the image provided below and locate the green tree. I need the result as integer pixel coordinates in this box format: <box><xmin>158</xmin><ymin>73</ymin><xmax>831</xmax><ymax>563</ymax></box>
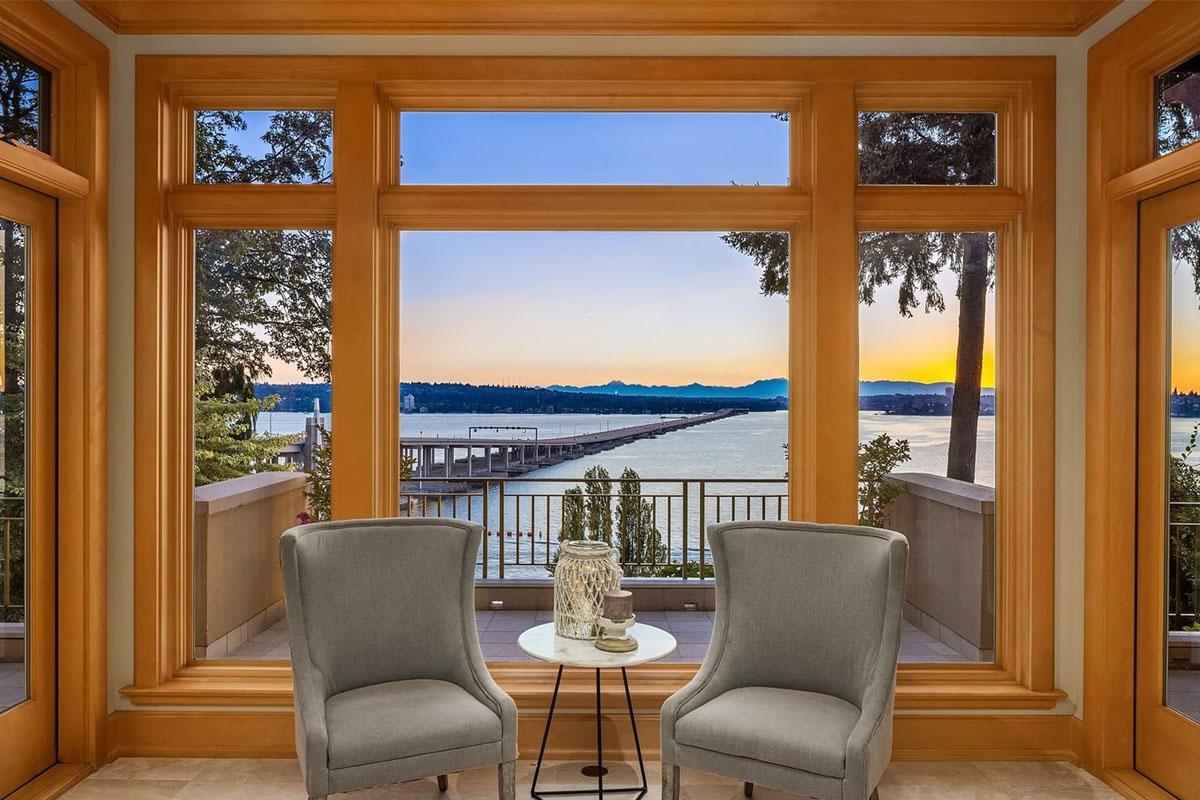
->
<box><xmin>1156</xmin><ymin>60</ymin><xmax>1200</xmax><ymax>157</ymax></box>
<box><xmin>303</xmin><ymin>426</ymin><xmax>333</xmax><ymax>523</ymax></box>
<box><xmin>615</xmin><ymin>467</ymin><xmax>666</xmax><ymax>575</ymax></box>
<box><xmin>191</xmin><ymin>111</ymin><xmax>334</xmax><ymax>487</ymax></box>
<box><xmin>0</xmin><ymin>47</ymin><xmax>43</xmax><ymax>148</ymax></box>
<box><xmin>583</xmin><ymin>464</ymin><xmax>613</xmax><ymax>544</ymax></box>
<box><xmin>724</xmin><ymin>112</ymin><xmax>995</xmax><ymax>482</ymax></box>
<box><xmin>0</xmin><ymin>217</ymin><xmax>27</xmax><ymax>622</ymax></box>
<box><xmin>1170</xmin><ymin>423</ymin><xmax>1200</xmax><ymax>631</ymax></box>
<box><xmin>561</xmin><ymin>486</ymin><xmax>585</xmax><ymax>542</ymax></box>
<box><xmin>858</xmin><ymin>433</ymin><xmax>912</xmax><ymax>528</ymax></box>
<box><xmin>193</xmin><ymin>377</ymin><xmax>297</xmax><ymax>486</ymax></box>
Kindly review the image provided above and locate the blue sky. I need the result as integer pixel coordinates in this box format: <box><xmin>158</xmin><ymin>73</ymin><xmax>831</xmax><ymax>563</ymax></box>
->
<box><xmin>224</xmin><ymin>110</ymin><xmax>989</xmax><ymax>388</ymax></box>
<box><xmin>399</xmin><ymin>111</ymin><xmax>788</xmax><ymax>185</ymax></box>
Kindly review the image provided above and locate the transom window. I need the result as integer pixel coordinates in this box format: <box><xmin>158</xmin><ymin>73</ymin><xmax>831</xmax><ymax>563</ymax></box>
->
<box><xmin>0</xmin><ymin>44</ymin><xmax>50</xmax><ymax>153</ymax></box>
<box><xmin>1156</xmin><ymin>52</ymin><xmax>1200</xmax><ymax>158</ymax></box>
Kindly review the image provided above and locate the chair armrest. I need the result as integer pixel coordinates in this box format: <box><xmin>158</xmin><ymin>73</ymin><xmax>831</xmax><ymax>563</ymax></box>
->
<box><xmin>844</xmin><ymin>679</ymin><xmax>894</xmax><ymax>799</ymax></box>
<box><xmin>660</xmin><ymin>620</ymin><xmax>734</xmax><ymax>764</ymax></box>
<box><xmin>293</xmin><ymin>669</ymin><xmax>332</xmax><ymax>796</ymax></box>
<box><xmin>461</xmin><ymin>644</ymin><xmax>519</xmax><ymax>761</ymax></box>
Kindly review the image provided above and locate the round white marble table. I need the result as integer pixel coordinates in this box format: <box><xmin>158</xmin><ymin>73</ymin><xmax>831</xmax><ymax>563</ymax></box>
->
<box><xmin>517</xmin><ymin>622</ymin><xmax>677</xmax><ymax>800</ymax></box>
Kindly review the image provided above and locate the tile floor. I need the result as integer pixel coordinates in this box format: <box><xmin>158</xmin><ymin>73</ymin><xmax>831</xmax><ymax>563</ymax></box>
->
<box><xmin>227</xmin><ymin>612</ymin><xmax>973</xmax><ymax>664</ymax></box>
<box><xmin>0</xmin><ymin>660</ymin><xmax>24</xmax><ymax>711</ymax></box>
<box><xmin>1168</xmin><ymin>668</ymin><xmax>1200</xmax><ymax>722</ymax></box>
<box><xmin>58</xmin><ymin>757</ymin><xmax>1122</xmax><ymax>800</ymax></box>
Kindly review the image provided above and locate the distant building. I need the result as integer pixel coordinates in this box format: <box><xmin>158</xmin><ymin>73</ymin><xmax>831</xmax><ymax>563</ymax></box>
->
<box><xmin>944</xmin><ymin>386</ymin><xmax>954</xmax><ymax>401</ymax></box>
<box><xmin>403</xmin><ymin>393</ymin><xmax>416</xmax><ymax>412</ymax></box>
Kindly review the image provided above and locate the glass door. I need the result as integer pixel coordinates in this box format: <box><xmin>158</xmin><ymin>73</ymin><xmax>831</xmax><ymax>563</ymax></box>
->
<box><xmin>1137</xmin><ymin>179</ymin><xmax>1200</xmax><ymax>800</ymax></box>
<box><xmin>0</xmin><ymin>180</ymin><xmax>56</xmax><ymax>796</ymax></box>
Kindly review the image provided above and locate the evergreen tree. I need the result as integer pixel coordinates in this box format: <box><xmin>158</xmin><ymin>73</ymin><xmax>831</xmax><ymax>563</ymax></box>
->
<box><xmin>724</xmin><ymin>112</ymin><xmax>995</xmax><ymax>482</ymax></box>
<box><xmin>615</xmin><ymin>467</ymin><xmax>666</xmax><ymax>575</ymax></box>
<box><xmin>190</xmin><ymin>111</ymin><xmax>333</xmax><ymax>488</ymax></box>
<box><xmin>583</xmin><ymin>465</ymin><xmax>613</xmax><ymax>544</ymax></box>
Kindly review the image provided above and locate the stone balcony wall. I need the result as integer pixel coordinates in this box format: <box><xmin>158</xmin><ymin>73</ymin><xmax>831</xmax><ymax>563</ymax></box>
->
<box><xmin>884</xmin><ymin>472</ymin><xmax>996</xmax><ymax>661</ymax></box>
<box><xmin>193</xmin><ymin>471</ymin><xmax>307</xmax><ymax>659</ymax></box>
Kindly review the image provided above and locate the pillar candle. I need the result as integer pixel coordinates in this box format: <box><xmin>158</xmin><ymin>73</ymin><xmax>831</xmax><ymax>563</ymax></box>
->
<box><xmin>602</xmin><ymin>589</ymin><xmax>633</xmax><ymax>622</ymax></box>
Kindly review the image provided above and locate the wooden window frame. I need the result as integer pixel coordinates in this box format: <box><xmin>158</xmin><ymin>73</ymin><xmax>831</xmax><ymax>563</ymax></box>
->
<box><xmin>1083</xmin><ymin>4</ymin><xmax>1200</xmax><ymax>798</ymax></box>
<box><xmin>0</xmin><ymin>1</ymin><xmax>109</xmax><ymax>792</ymax></box>
<box><xmin>128</xmin><ymin>56</ymin><xmax>1057</xmax><ymax>719</ymax></box>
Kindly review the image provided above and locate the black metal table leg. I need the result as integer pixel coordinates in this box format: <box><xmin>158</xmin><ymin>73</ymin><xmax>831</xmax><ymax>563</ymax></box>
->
<box><xmin>529</xmin><ymin>666</ymin><xmax>649</xmax><ymax>800</ymax></box>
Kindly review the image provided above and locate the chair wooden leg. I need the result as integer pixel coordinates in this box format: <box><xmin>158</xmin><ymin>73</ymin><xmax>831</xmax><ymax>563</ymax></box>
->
<box><xmin>744</xmin><ymin>782</ymin><xmax>753</xmax><ymax>797</ymax></box>
<box><xmin>438</xmin><ymin>775</ymin><xmax>449</xmax><ymax>792</ymax></box>
<box><xmin>663</xmin><ymin>763</ymin><xmax>680</xmax><ymax>800</ymax></box>
<box><xmin>499</xmin><ymin>760</ymin><xmax>516</xmax><ymax>800</ymax></box>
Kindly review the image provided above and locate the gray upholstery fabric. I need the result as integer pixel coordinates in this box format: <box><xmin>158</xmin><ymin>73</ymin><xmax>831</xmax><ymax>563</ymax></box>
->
<box><xmin>675</xmin><ymin>687</ymin><xmax>859</xmax><ymax>777</ymax></box>
<box><xmin>661</xmin><ymin>521</ymin><xmax>908</xmax><ymax>800</ymax></box>
<box><xmin>281</xmin><ymin>518</ymin><xmax>518</xmax><ymax>799</ymax></box>
<box><xmin>326</xmin><ymin>679</ymin><xmax>502</xmax><ymax>769</ymax></box>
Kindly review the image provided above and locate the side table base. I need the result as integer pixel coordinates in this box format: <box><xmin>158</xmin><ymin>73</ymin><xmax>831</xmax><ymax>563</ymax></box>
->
<box><xmin>529</xmin><ymin>665</ymin><xmax>648</xmax><ymax>800</ymax></box>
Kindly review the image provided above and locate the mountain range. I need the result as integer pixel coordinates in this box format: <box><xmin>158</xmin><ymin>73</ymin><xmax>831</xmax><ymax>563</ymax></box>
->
<box><xmin>546</xmin><ymin>378</ymin><xmax>994</xmax><ymax>399</ymax></box>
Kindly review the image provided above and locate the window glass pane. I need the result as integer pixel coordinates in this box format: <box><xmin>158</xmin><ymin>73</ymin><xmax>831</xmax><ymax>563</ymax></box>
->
<box><xmin>193</xmin><ymin>228</ymin><xmax>331</xmax><ymax>660</ymax></box>
<box><xmin>398</xmin><ymin>230</ymin><xmax>789</xmax><ymax>662</ymax></box>
<box><xmin>399</xmin><ymin>111</ymin><xmax>789</xmax><ymax>185</ymax></box>
<box><xmin>195</xmin><ymin>110</ymin><xmax>332</xmax><ymax>184</ymax></box>
<box><xmin>1156</xmin><ymin>53</ymin><xmax>1200</xmax><ymax>158</ymax></box>
<box><xmin>0</xmin><ymin>216</ymin><xmax>29</xmax><ymax>710</ymax></box>
<box><xmin>0</xmin><ymin>44</ymin><xmax>49</xmax><ymax>153</ymax></box>
<box><xmin>1167</xmin><ymin>219</ymin><xmax>1200</xmax><ymax>721</ymax></box>
<box><xmin>858</xmin><ymin>230</ymin><xmax>997</xmax><ymax>663</ymax></box>
<box><xmin>858</xmin><ymin>112</ymin><xmax>997</xmax><ymax>185</ymax></box>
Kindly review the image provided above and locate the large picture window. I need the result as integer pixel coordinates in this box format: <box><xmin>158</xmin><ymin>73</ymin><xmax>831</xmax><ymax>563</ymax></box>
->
<box><xmin>133</xmin><ymin>56</ymin><xmax>1055</xmax><ymax>711</ymax></box>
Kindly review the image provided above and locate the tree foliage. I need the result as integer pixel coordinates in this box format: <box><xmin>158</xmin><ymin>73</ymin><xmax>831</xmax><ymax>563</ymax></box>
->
<box><xmin>615</xmin><ymin>467</ymin><xmax>667</xmax><ymax>575</ymax></box>
<box><xmin>857</xmin><ymin>433</ymin><xmax>912</xmax><ymax>528</ymax></box>
<box><xmin>583</xmin><ymin>464</ymin><xmax>614</xmax><ymax>544</ymax></box>
<box><xmin>1156</xmin><ymin>59</ymin><xmax>1200</xmax><ymax>158</ymax></box>
<box><xmin>1170</xmin><ymin>423</ymin><xmax>1200</xmax><ymax>631</ymax></box>
<box><xmin>195</xmin><ymin>110</ymin><xmax>332</xmax><ymax>185</ymax></box>
<box><xmin>191</xmin><ymin>111</ymin><xmax>334</xmax><ymax>489</ymax></box>
<box><xmin>552</xmin><ymin>465</ymin><xmax>665</xmax><ymax>576</ymax></box>
<box><xmin>0</xmin><ymin>48</ymin><xmax>43</xmax><ymax>149</ymax></box>
<box><xmin>724</xmin><ymin>112</ymin><xmax>997</xmax><ymax>482</ymax></box>
<box><xmin>193</xmin><ymin>377</ymin><xmax>297</xmax><ymax>486</ymax></box>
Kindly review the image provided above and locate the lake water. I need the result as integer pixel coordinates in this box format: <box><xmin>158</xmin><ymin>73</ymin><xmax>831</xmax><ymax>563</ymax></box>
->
<box><xmin>255</xmin><ymin>409</ymin><xmax>1200</xmax><ymax>575</ymax></box>
<box><xmin>260</xmin><ymin>409</ymin><xmax>996</xmax><ymax>483</ymax></box>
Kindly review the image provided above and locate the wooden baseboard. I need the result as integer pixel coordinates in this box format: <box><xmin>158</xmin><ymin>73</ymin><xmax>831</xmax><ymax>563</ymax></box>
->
<box><xmin>106</xmin><ymin>708</ymin><xmax>1081</xmax><ymax>763</ymax></box>
<box><xmin>108</xmin><ymin>710</ymin><xmax>297</xmax><ymax>759</ymax></box>
<box><xmin>8</xmin><ymin>764</ymin><xmax>92</xmax><ymax>800</ymax></box>
<box><xmin>1096</xmin><ymin>769</ymin><xmax>1179</xmax><ymax>800</ymax></box>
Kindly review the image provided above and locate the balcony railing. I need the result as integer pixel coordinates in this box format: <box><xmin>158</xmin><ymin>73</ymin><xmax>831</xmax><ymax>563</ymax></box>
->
<box><xmin>400</xmin><ymin>477</ymin><xmax>788</xmax><ymax>579</ymax></box>
<box><xmin>1170</xmin><ymin>501</ymin><xmax>1200</xmax><ymax>630</ymax></box>
<box><xmin>0</xmin><ymin>500</ymin><xmax>23</xmax><ymax>623</ymax></box>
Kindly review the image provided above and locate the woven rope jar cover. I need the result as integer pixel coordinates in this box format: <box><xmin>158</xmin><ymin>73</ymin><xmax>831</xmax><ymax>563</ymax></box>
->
<box><xmin>553</xmin><ymin>540</ymin><xmax>623</xmax><ymax>639</ymax></box>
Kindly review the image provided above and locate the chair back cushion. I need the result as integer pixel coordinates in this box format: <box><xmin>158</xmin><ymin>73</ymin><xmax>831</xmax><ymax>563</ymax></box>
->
<box><xmin>282</xmin><ymin>518</ymin><xmax>480</xmax><ymax>696</ymax></box>
<box><xmin>708</xmin><ymin>521</ymin><xmax>907</xmax><ymax>707</ymax></box>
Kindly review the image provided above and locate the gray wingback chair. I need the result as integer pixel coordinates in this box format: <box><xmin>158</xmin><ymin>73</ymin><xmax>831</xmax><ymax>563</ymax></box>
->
<box><xmin>280</xmin><ymin>518</ymin><xmax>518</xmax><ymax>800</ymax></box>
<box><xmin>661</xmin><ymin>521</ymin><xmax>908</xmax><ymax>800</ymax></box>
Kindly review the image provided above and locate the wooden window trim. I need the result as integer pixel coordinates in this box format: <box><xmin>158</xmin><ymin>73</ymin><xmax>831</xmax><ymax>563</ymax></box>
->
<box><xmin>129</xmin><ymin>55</ymin><xmax>1057</xmax><ymax>713</ymax></box>
<box><xmin>0</xmin><ymin>0</ymin><xmax>110</xmax><ymax>782</ymax></box>
<box><xmin>76</xmin><ymin>0</ymin><xmax>1120</xmax><ymax>38</ymax></box>
<box><xmin>1082</xmin><ymin>0</ymin><xmax>1200</xmax><ymax>785</ymax></box>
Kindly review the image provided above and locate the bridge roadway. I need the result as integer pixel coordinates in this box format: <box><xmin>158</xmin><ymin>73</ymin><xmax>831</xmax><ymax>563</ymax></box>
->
<box><xmin>401</xmin><ymin>408</ymin><xmax>745</xmax><ymax>480</ymax></box>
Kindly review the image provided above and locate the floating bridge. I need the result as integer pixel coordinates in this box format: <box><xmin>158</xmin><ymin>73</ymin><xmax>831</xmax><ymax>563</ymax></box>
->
<box><xmin>400</xmin><ymin>408</ymin><xmax>745</xmax><ymax>481</ymax></box>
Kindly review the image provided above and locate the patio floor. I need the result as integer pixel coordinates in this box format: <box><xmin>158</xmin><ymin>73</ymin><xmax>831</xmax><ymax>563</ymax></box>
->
<box><xmin>225</xmin><ymin>610</ymin><xmax>976</xmax><ymax>663</ymax></box>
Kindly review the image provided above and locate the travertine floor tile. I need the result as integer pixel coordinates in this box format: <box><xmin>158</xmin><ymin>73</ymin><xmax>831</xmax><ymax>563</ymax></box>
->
<box><xmin>60</xmin><ymin>758</ymin><xmax>1124</xmax><ymax>800</ymax></box>
<box><xmin>58</xmin><ymin>779</ymin><xmax>189</xmax><ymax>799</ymax></box>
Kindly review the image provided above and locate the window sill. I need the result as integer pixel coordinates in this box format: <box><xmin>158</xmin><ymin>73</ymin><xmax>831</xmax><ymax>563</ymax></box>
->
<box><xmin>121</xmin><ymin>662</ymin><xmax>1063</xmax><ymax>710</ymax></box>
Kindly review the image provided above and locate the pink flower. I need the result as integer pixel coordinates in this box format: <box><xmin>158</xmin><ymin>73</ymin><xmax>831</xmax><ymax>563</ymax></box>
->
<box><xmin>297</xmin><ymin>511</ymin><xmax>312</xmax><ymax>525</ymax></box>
